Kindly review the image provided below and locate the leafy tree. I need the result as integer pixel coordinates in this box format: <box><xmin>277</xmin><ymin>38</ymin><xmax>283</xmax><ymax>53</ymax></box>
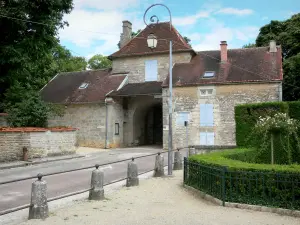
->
<box><xmin>243</xmin><ymin>43</ymin><xmax>256</xmax><ymax>48</ymax></box>
<box><xmin>88</xmin><ymin>54</ymin><xmax>112</xmax><ymax>70</ymax></box>
<box><xmin>52</xmin><ymin>45</ymin><xmax>87</xmax><ymax>72</ymax></box>
<box><xmin>183</xmin><ymin>36</ymin><xmax>191</xmax><ymax>46</ymax></box>
<box><xmin>254</xmin><ymin>13</ymin><xmax>300</xmax><ymax>101</ymax></box>
<box><xmin>132</xmin><ymin>29</ymin><xmax>141</xmax><ymax>37</ymax></box>
<box><xmin>0</xmin><ymin>0</ymin><xmax>73</xmax><ymax>112</ymax></box>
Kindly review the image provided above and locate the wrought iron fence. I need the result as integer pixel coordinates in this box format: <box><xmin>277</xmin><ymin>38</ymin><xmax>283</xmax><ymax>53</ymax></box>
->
<box><xmin>183</xmin><ymin>158</ymin><xmax>300</xmax><ymax>210</ymax></box>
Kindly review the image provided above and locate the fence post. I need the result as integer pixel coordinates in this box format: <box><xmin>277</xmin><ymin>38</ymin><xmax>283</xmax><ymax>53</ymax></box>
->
<box><xmin>221</xmin><ymin>167</ymin><xmax>227</xmax><ymax>207</ymax></box>
<box><xmin>154</xmin><ymin>152</ymin><xmax>164</xmax><ymax>177</ymax></box>
<box><xmin>28</xmin><ymin>174</ymin><xmax>48</xmax><ymax>220</ymax></box>
<box><xmin>173</xmin><ymin>149</ymin><xmax>182</xmax><ymax>170</ymax></box>
<box><xmin>126</xmin><ymin>158</ymin><xmax>139</xmax><ymax>187</ymax></box>
<box><xmin>89</xmin><ymin>164</ymin><xmax>104</xmax><ymax>200</ymax></box>
<box><xmin>183</xmin><ymin>157</ymin><xmax>187</xmax><ymax>183</ymax></box>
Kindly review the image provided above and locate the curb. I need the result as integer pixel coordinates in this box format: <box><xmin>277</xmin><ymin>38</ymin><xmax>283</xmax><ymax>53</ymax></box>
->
<box><xmin>183</xmin><ymin>184</ymin><xmax>300</xmax><ymax>218</ymax></box>
<box><xmin>0</xmin><ymin>155</ymin><xmax>85</xmax><ymax>170</ymax></box>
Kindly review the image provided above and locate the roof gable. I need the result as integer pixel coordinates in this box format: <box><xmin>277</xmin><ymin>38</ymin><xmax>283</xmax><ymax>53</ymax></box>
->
<box><xmin>163</xmin><ymin>46</ymin><xmax>283</xmax><ymax>87</ymax></box>
<box><xmin>41</xmin><ymin>69</ymin><xmax>127</xmax><ymax>104</ymax></box>
<box><xmin>110</xmin><ymin>22</ymin><xmax>194</xmax><ymax>58</ymax></box>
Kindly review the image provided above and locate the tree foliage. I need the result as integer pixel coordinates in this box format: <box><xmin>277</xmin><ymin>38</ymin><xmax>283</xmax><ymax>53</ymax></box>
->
<box><xmin>243</xmin><ymin>43</ymin><xmax>256</xmax><ymax>48</ymax></box>
<box><xmin>183</xmin><ymin>36</ymin><xmax>191</xmax><ymax>46</ymax></box>
<box><xmin>88</xmin><ymin>54</ymin><xmax>112</xmax><ymax>70</ymax></box>
<box><xmin>255</xmin><ymin>13</ymin><xmax>300</xmax><ymax>101</ymax></box>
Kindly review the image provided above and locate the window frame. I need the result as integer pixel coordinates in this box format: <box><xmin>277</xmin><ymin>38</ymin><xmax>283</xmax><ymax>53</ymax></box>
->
<box><xmin>200</xmin><ymin>132</ymin><xmax>215</xmax><ymax>145</ymax></box>
<box><xmin>203</xmin><ymin>71</ymin><xmax>215</xmax><ymax>78</ymax></box>
<box><xmin>79</xmin><ymin>83</ymin><xmax>89</xmax><ymax>89</ymax></box>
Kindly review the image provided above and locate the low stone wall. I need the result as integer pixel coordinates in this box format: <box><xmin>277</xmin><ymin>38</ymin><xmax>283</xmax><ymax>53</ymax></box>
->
<box><xmin>0</xmin><ymin>113</ymin><xmax>8</xmax><ymax>127</ymax></box>
<box><xmin>0</xmin><ymin>127</ymin><xmax>77</xmax><ymax>162</ymax></box>
<box><xmin>191</xmin><ymin>145</ymin><xmax>237</xmax><ymax>154</ymax></box>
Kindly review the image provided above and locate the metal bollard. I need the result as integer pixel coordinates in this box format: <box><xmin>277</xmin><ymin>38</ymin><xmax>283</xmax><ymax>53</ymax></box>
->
<box><xmin>28</xmin><ymin>173</ymin><xmax>48</xmax><ymax>220</ymax></box>
<box><xmin>153</xmin><ymin>152</ymin><xmax>164</xmax><ymax>177</ymax></box>
<box><xmin>173</xmin><ymin>149</ymin><xmax>182</xmax><ymax>170</ymax></box>
<box><xmin>89</xmin><ymin>164</ymin><xmax>104</xmax><ymax>200</ymax></box>
<box><xmin>126</xmin><ymin>158</ymin><xmax>139</xmax><ymax>187</ymax></box>
<box><xmin>188</xmin><ymin>147</ymin><xmax>196</xmax><ymax>157</ymax></box>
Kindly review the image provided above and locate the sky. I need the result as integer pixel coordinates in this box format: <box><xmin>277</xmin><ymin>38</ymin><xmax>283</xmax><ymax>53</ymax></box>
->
<box><xmin>59</xmin><ymin>0</ymin><xmax>300</xmax><ymax>59</ymax></box>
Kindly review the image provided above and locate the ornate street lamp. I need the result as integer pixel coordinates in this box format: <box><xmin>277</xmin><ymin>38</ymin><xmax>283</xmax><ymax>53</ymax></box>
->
<box><xmin>144</xmin><ymin>4</ymin><xmax>173</xmax><ymax>175</ymax></box>
<box><xmin>147</xmin><ymin>33</ymin><xmax>158</xmax><ymax>49</ymax></box>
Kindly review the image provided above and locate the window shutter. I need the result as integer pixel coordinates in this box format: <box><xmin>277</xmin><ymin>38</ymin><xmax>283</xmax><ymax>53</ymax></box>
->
<box><xmin>145</xmin><ymin>60</ymin><xmax>158</xmax><ymax>81</ymax></box>
<box><xmin>200</xmin><ymin>132</ymin><xmax>214</xmax><ymax>145</ymax></box>
<box><xmin>200</xmin><ymin>104</ymin><xmax>214</xmax><ymax>127</ymax></box>
<box><xmin>200</xmin><ymin>132</ymin><xmax>206</xmax><ymax>145</ymax></box>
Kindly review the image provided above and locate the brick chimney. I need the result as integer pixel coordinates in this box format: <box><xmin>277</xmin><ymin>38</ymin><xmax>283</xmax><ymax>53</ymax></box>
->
<box><xmin>269</xmin><ymin>40</ymin><xmax>277</xmax><ymax>53</ymax></box>
<box><xmin>220</xmin><ymin>41</ymin><xmax>228</xmax><ymax>63</ymax></box>
<box><xmin>120</xmin><ymin>20</ymin><xmax>132</xmax><ymax>48</ymax></box>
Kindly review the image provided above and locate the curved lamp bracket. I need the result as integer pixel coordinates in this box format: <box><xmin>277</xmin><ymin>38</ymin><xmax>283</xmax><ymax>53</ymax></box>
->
<box><xmin>143</xmin><ymin>4</ymin><xmax>172</xmax><ymax>30</ymax></box>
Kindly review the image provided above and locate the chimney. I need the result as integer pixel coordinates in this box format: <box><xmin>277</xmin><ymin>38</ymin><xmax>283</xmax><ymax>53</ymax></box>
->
<box><xmin>120</xmin><ymin>20</ymin><xmax>132</xmax><ymax>48</ymax></box>
<box><xmin>269</xmin><ymin>40</ymin><xmax>277</xmax><ymax>53</ymax></box>
<box><xmin>220</xmin><ymin>41</ymin><xmax>228</xmax><ymax>63</ymax></box>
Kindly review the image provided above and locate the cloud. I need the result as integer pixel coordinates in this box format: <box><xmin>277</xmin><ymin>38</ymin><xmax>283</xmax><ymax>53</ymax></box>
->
<box><xmin>59</xmin><ymin>0</ymin><xmax>147</xmax><ymax>56</ymax></box>
<box><xmin>73</xmin><ymin>0</ymin><xmax>139</xmax><ymax>10</ymax></box>
<box><xmin>216</xmin><ymin>7</ymin><xmax>254</xmax><ymax>16</ymax></box>
<box><xmin>192</xmin><ymin>25</ymin><xmax>259</xmax><ymax>51</ymax></box>
<box><xmin>173</xmin><ymin>11</ymin><xmax>210</xmax><ymax>26</ymax></box>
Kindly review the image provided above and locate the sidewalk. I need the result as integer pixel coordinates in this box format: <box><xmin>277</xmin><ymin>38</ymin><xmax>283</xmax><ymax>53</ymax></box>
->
<box><xmin>21</xmin><ymin>171</ymin><xmax>298</xmax><ymax>225</ymax></box>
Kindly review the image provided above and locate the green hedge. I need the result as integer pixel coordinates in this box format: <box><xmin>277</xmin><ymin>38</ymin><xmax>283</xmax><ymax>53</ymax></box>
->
<box><xmin>287</xmin><ymin>101</ymin><xmax>300</xmax><ymax>121</ymax></box>
<box><xmin>185</xmin><ymin>149</ymin><xmax>300</xmax><ymax>210</ymax></box>
<box><xmin>235</xmin><ymin>102</ymin><xmax>289</xmax><ymax>147</ymax></box>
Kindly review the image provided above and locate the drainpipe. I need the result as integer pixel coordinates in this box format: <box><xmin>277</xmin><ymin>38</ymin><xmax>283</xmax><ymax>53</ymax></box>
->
<box><xmin>105</xmin><ymin>102</ymin><xmax>108</xmax><ymax>149</ymax></box>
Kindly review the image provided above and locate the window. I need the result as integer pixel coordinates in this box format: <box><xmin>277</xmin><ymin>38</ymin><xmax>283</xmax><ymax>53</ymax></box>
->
<box><xmin>145</xmin><ymin>60</ymin><xmax>158</xmax><ymax>81</ymax></box>
<box><xmin>79</xmin><ymin>83</ymin><xmax>89</xmax><ymax>89</ymax></box>
<box><xmin>200</xmin><ymin>89</ymin><xmax>213</xmax><ymax>96</ymax></box>
<box><xmin>200</xmin><ymin>132</ymin><xmax>214</xmax><ymax>145</ymax></box>
<box><xmin>115</xmin><ymin>123</ymin><xmax>119</xmax><ymax>135</ymax></box>
<box><xmin>176</xmin><ymin>112</ymin><xmax>189</xmax><ymax>126</ymax></box>
<box><xmin>200</xmin><ymin>104</ymin><xmax>214</xmax><ymax>126</ymax></box>
<box><xmin>203</xmin><ymin>71</ymin><xmax>215</xmax><ymax>78</ymax></box>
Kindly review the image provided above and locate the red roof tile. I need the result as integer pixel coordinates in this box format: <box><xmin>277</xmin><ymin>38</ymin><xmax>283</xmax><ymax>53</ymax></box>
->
<box><xmin>110</xmin><ymin>22</ymin><xmax>194</xmax><ymax>58</ymax></box>
<box><xmin>163</xmin><ymin>46</ymin><xmax>283</xmax><ymax>87</ymax></box>
<box><xmin>41</xmin><ymin>69</ymin><xmax>127</xmax><ymax>104</ymax></box>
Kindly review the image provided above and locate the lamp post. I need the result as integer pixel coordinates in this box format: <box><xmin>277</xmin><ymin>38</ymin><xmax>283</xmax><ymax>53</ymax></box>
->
<box><xmin>144</xmin><ymin>4</ymin><xmax>173</xmax><ymax>175</ymax></box>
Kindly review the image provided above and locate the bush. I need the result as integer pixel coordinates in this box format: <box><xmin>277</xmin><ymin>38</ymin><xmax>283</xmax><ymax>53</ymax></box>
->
<box><xmin>186</xmin><ymin>149</ymin><xmax>300</xmax><ymax>210</ymax></box>
<box><xmin>235</xmin><ymin>102</ymin><xmax>289</xmax><ymax>147</ymax></box>
<box><xmin>287</xmin><ymin>101</ymin><xmax>300</xmax><ymax>120</ymax></box>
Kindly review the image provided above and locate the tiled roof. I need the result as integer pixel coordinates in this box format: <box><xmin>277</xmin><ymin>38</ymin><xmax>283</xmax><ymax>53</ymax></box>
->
<box><xmin>41</xmin><ymin>69</ymin><xmax>126</xmax><ymax>104</ymax></box>
<box><xmin>162</xmin><ymin>46</ymin><xmax>283</xmax><ymax>87</ymax></box>
<box><xmin>109</xmin><ymin>81</ymin><xmax>162</xmax><ymax>96</ymax></box>
<box><xmin>110</xmin><ymin>22</ymin><xmax>194</xmax><ymax>58</ymax></box>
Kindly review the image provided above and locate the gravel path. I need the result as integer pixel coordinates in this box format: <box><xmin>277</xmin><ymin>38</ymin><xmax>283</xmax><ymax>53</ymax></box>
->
<box><xmin>21</xmin><ymin>171</ymin><xmax>299</xmax><ymax>225</ymax></box>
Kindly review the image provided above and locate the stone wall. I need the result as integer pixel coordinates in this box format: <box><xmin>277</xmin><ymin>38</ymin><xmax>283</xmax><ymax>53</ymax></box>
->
<box><xmin>163</xmin><ymin>82</ymin><xmax>281</xmax><ymax>149</ymax></box>
<box><xmin>0</xmin><ymin>113</ymin><xmax>8</xmax><ymax>127</ymax></box>
<box><xmin>0</xmin><ymin>128</ymin><xmax>76</xmax><ymax>162</ymax></box>
<box><xmin>112</xmin><ymin>52</ymin><xmax>192</xmax><ymax>83</ymax></box>
<box><xmin>48</xmin><ymin>104</ymin><xmax>106</xmax><ymax>148</ymax></box>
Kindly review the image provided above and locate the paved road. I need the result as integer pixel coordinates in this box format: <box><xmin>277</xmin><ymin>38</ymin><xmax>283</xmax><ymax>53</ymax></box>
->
<box><xmin>0</xmin><ymin>147</ymin><xmax>187</xmax><ymax>212</ymax></box>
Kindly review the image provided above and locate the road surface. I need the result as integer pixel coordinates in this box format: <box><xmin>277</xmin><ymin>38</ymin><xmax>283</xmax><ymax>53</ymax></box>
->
<box><xmin>0</xmin><ymin>147</ymin><xmax>186</xmax><ymax>212</ymax></box>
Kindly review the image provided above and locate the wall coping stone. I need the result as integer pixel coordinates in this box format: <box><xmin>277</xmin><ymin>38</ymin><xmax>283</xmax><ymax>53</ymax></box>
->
<box><xmin>190</xmin><ymin>145</ymin><xmax>237</xmax><ymax>150</ymax></box>
<box><xmin>0</xmin><ymin>127</ymin><xmax>77</xmax><ymax>132</ymax></box>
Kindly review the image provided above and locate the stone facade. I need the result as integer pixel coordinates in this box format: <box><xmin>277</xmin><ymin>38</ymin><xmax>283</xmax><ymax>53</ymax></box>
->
<box><xmin>163</xmin><ymin>82</ymin><xmax>282</xmax><ymax>149</ymax></box>
<box><xmin>112</xmin><ymin>52</ymin><xmax>192</xmax><ymax>83</ymax></box>
<box><xmin>48</xmin><ymin>104</ymin><xmax>107</xmax><ymax>148</ymax></box>
<box><xmin>0</xmin><ymin>114</ymin><xmax>7</xmax><ymax>127</ymax></box>
<box><xmin>0</xmin><ymin>129</ymin><xmax>76</xmax><ymax>162</ymax></box>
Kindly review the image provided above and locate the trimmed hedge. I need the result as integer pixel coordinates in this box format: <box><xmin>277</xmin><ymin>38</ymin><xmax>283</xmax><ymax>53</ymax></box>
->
<box><xmin>287</xmin><ymin>101</ymin><xmax>300</xmax><ymax>121</ymax></box>
<box><xmin>235</xmin><ymin>102</ymin><xmax>289</xmax><ymax>147</ymax></box>
<box><xmin>186</xmin><ymin>149</ymin><xmax>300</xmax><ymax>210</ymax></box>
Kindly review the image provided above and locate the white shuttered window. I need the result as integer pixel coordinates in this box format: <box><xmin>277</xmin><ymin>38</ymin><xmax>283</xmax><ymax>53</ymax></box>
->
<box><xmin>200</xmin><ymin>132</ymin><xmax>214</xmax><ymax>145</ymax></box>
<box><xmin>200</xmin><ymin>104</ymin><xmax>214</xmax><ymax>127</ymax></box>
<box><xmin>145</xmin><ymin>60</ymin><xmax>158</xmax><ymax>81</ymax></box>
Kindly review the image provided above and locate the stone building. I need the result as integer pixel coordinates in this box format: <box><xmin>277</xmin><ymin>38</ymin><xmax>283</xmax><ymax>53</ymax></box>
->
<box><xmin>41</xmin><ymin>21</ymin><xmax>283</xmax><ymax>149</ymax></box>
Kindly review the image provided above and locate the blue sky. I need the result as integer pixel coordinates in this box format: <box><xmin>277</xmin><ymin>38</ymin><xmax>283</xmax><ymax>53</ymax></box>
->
<box><xmin>59</xmin><ymin>0</ymin><xmax>300</xmax><ymax>59</ymax></box>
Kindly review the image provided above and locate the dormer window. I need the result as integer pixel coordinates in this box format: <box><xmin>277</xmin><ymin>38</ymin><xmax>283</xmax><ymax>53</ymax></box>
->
<box><xmin>79</xmin><ymin>83</ymin><xmax>89</xmax><ymax>89</ymax></box>
<box><xmin>203</xmin><ymin>71</ymin><xmax>215</xmax><ymax>78</ymax></box>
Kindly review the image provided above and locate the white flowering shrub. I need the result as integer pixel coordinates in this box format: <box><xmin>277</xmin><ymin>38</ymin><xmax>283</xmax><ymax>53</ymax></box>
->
<box><xmin>253</xmin><ymin>113</ymin><xmax>300</xmax><ymax>165</ymax></box>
